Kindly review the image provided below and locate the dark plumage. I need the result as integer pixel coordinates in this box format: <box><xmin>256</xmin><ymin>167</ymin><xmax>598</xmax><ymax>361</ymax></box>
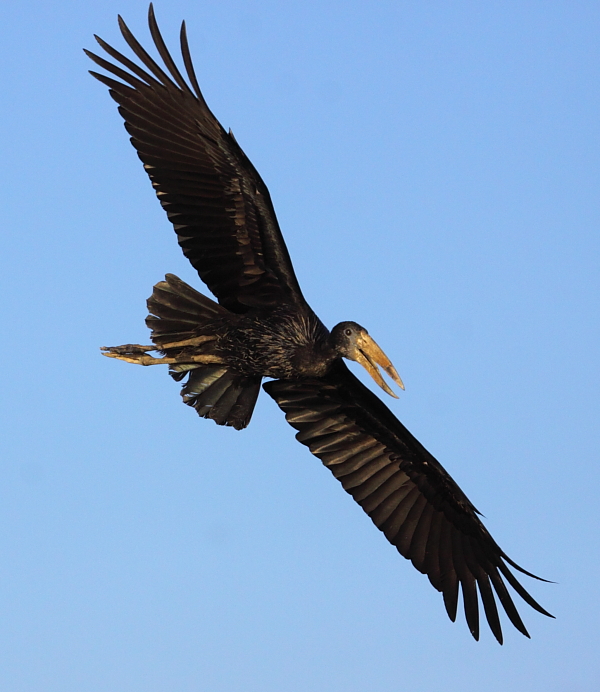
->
<box><xmin>88</xmin><ymin>4</ymin><xmax>552</xmax><ymax>643</ymax></box>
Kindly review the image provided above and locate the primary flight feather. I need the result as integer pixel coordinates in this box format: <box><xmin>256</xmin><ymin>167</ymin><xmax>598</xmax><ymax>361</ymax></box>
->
<box><xmin>87</xmin><ymin>4</ymin><xmax>552</xmax><ymax>643</ymax></box>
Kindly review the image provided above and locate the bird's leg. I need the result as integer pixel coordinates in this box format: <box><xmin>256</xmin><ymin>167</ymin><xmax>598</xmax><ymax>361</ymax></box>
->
<box><xmin>100</xmin><ymin>347</ymin><xmax>224</xmax><ymax>366</ymax></box>
<box><xmin>100</xmin><ymin>335</ymin><xmax>222</xmax><ymax>366</ymax></box>
<box><xmin>158</xmin><ymin>335</ymin><xmax>217</xmax><ymax>349</ymax></box>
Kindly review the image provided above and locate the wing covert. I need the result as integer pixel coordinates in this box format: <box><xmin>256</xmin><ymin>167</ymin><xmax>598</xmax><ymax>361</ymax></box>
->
<box><xmin>264</xmin><ymin>361</ymin><xmax>553</xmax><ymax>643</ymax></box>
<box><xmin>86</xmin><ymin>4</ymin><xmax>304</xmax><ymax>313</ymax></box>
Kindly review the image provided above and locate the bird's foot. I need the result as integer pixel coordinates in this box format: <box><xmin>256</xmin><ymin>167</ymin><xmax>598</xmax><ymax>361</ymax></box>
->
<box><xmin>101</xmin><ymin>343</ymin><xmax>155</xmax><ymax>356</ymax></box>
<box><xmin>101</xmin><ymin>344</ymin><xmax>163</xmax><ymax>365</ymax></box>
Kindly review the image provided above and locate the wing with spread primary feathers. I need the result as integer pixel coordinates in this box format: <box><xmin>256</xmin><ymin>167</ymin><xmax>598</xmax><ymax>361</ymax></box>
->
<box><xmin>86</xmin><ymin>5</ymin><xmax>304</xmax><ymax>314</ymax></box>
<box><xmin>264</xmin><ymin>361</ymin><xmax>553</xmax><ymax>643</ymax></box>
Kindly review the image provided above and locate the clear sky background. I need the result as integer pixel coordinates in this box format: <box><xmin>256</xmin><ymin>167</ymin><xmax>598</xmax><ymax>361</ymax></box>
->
<box><xmin>1</xmin><ymin>1</ymin><xmax>599</xmax><ymax>690</ymax></box>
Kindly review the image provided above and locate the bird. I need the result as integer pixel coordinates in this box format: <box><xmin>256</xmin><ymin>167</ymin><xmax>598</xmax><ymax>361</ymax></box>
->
<box><xmin>86</xmin><ymin>4</ymin><xmax>552</xmax><ymax>644</ymax></box>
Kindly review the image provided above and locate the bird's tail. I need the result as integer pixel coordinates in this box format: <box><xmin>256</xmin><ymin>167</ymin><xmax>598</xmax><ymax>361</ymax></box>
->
<box><xmin>145</xmin><ymin>274</ymin><xmax>261</xmax><ymax>430</ymax></box>
<box><xmin>146</xmin><ymin>273</ymin><xmax>228</xmax><ymax>346</ymax></box>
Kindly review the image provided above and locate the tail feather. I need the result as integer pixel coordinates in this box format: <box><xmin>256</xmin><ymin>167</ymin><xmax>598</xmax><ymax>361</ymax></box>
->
<box><xmin>146</xmin><ymin>273</ymin><xmax>227</xmax><ymax>346</ymax></box>
<box><xmin>146</xmin><ymin>274</ymin><xmax>261</xmax><ymax>429</ymax></box>
<box><xmin>182</xmin><ymin>367</ymin><xmax>261</xmax><ymax>430</ymax></box>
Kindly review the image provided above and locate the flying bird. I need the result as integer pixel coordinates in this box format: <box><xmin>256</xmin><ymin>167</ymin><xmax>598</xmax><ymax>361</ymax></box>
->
<box><xmin>86</xmin><ymin>4</ymin><xmax>552</xmax><ymax>643</ymax></box>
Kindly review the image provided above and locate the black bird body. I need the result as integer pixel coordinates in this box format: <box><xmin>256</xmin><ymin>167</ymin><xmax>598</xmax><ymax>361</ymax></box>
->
<box><xmin>88</xmin><ymin>4</ymin><xmax>552</xmax><ymax>643</ymax></box>
<box><xmin>217</xmin><ymin>306</ymin><xmax>331</xmax><ymax>380</ymax></box>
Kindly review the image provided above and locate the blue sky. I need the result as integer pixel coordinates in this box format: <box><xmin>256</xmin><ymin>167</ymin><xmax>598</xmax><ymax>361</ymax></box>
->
<box><xmin>1</xmin><ymin>1</ymin><xmax>599</xmax><ymax>690</ymax></box>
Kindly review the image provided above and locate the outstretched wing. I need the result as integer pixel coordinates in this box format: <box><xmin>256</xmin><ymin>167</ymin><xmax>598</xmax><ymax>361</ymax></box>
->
<box><xmin>264</xmin><ymin>361</ymin><xmax>552</xmax><ymax>643</ymax></box>
<box><xmin>86</xmin><ymin>5</ymin><xmax>304</xmax><ymax>314</ymax></box>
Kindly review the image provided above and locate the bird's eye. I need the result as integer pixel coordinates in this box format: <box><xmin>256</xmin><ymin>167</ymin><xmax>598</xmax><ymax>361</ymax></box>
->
<box><xmin>344</xmin><ymin>328</ymin><xmax>352</xmax><ymax>336</ymax></box>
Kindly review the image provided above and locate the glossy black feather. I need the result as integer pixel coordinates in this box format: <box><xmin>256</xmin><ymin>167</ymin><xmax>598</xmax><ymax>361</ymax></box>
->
<box><xmin>264</xmin><ymin>361</ymin><xmax>552</xmax><ymax>641</ymax></box>
<box><xmin>86</xmin><ymin>6</ymin><xmax>304</xmax><ymax>313</ymax></box>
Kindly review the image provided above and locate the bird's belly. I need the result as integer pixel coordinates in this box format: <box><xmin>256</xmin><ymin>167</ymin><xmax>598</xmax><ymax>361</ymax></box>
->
<box><xmin>218</xmin><ymin>323</ymin><xmax>329</xmax><ymax>380</ymax></box>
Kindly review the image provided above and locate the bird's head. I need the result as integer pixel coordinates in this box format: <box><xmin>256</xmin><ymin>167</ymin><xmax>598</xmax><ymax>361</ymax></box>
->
<box><xmin>329</xmin><ymin>321</ymin><xmax>404</xmax><ymax>398</ymax></box>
